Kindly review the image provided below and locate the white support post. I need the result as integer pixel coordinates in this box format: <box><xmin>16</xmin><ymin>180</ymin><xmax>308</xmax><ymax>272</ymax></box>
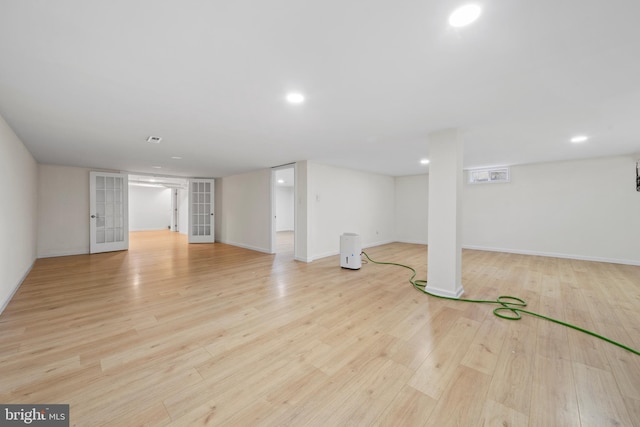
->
<box><xmin>427</xmin><ymin>128</ymin><xmax>464</xmax><ymax>298</ymax></box>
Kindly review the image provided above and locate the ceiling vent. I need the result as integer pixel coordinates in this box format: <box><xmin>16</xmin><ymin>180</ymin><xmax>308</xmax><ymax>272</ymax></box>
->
<box><xmin>146</xmin><ymin>136</ymin><xmax>162</xmax><ymax>143</ymax></box>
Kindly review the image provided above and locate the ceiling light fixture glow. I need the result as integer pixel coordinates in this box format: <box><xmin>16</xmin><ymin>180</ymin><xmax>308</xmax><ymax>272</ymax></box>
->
<box><xmin>286</xmin><ymin>92</ymin><xmax>305</xmax><ymax>104</ymax></box>
<box><xmin>449</xmin><ymin>4</ymin><xmax>482</xmax><ymax>27</ymax></box>
<box><xmin>171</xmin><ymin>156</ymin><xmax>182</xmax><ymax>160</ymax></box>
<box><xmin>152</xmin><ymin>166</ymin><xmax>162</xmax><ymax>169</ymax></box>
<box><xmin>277</xmin><ymin>179</ymin><xmax>285</xmax><ymax>184</ymax></box>
<box><xmin>570</xmin><ymin>135</ymin><xmax>588</xmax><ymax>143</ymax></box>
<box><xmin>420</xmin><ymin>159</ymin><xmax>430</xmax><ymax>165</ymax></box>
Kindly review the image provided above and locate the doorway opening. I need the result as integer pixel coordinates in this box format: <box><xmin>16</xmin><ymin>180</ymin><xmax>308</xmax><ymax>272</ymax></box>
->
<box><xmin>272</xmin><ymin>166</ymin><xmax>295</xmax><ymax>258</ymax></box>
<box><xmin>128</xmin><ymin>174</ymin><xmax>189</xmax><ymax>238</ymax></box>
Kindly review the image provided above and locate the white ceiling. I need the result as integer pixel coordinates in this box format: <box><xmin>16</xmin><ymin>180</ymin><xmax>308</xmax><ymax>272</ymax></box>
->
<box><xmin>1</xmin><ymin>1</ymin><xmax>639</xmax><ymax>178</ymax></box>
<box><xmin>129</xmin><ymin>174</ymin><xmax>188</xmax><ymax>189</ymax></box>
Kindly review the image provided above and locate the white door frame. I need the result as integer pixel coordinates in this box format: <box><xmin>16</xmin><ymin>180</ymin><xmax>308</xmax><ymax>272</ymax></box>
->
<box><xmin>171</xmin><ymin>188</ymin><xmax>179</xmax><ymax>232</ymax></box>
<box><xmin>89</xmin><ymin>171</ymin><xmax>129</xmax><ymax>253</ymax></box>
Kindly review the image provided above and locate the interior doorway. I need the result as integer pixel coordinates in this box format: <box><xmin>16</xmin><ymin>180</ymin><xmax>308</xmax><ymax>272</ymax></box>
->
<box><xmin>271</xmin><ymin>165</ymin><xmax>295</xmax><ymax>257</ymax></box>
<box><xmin>128</xmin><ymin>174</ymin><xmax>189</xmax><ymax>237</ymax></box>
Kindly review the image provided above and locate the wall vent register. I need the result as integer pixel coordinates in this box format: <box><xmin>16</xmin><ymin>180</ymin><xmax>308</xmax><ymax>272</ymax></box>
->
<box><xmin>468</xmin><ymin>167</ymin><xmax>510</xmax><ymax>184</ymax></box>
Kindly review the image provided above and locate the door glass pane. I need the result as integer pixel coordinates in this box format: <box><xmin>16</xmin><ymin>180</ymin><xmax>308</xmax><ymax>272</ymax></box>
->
<box><xmin>93</xmin><ymin>174</ymin><xmax>127</xmax><ymax>248</ymax></box>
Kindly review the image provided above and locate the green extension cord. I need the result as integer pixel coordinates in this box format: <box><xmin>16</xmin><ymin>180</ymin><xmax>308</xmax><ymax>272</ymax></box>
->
<box><xmin>361</xmin><ymin>251</ymin><xmax>640</xmax><ymax>357</ymax></box>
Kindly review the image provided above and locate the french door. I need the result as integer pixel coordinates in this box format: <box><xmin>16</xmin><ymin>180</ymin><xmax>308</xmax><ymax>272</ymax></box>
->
<box><xmin>188</xmin><ymin>179</ymin><xmax>215</xmax><ymax>243</ymax></box>
<box><xmin>89</xmin><ymin>171</ymin><xmax>129</xmax><ymax>253</ymax></box>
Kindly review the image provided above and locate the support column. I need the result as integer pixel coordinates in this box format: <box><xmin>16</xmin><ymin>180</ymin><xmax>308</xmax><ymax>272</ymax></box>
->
<box><xmin>427</xmin><ymin>128</ymin><xmax>464</xmax><ymax>298</ymax></box>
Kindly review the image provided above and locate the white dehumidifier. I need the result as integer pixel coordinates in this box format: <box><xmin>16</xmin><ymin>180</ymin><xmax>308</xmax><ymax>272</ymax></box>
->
<box><xmin>340</xmin><ymin>233</ymin><xmax>362</xmax><ymax>270</ymax></box>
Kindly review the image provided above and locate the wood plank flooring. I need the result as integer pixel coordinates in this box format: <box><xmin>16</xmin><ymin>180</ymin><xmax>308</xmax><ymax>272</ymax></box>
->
<box><xmin>1</xmin><ymin>230</ymin><xmax>639</xmax><ymax>426</ymax></box>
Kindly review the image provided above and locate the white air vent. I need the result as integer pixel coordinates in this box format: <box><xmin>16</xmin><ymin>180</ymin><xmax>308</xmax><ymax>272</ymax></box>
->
<box><xmin>146</xmin><ymin>136</ymin><xmax>162</xmax><ymax>143</ymax></box>
<box><xmin>468</xmin><ymin>167</ymin><xmax>510</xmax><ymax>184</ymax></box>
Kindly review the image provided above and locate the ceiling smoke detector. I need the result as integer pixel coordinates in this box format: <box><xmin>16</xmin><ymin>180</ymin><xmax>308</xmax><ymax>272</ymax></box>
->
<box><xmin>146</xmin><ymin>136</ymin><xmax>162</xmax><ymax>143</ymax></box>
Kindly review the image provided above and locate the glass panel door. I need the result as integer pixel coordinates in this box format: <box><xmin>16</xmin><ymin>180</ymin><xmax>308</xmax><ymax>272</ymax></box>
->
<box><xmin>188</xmin><ymin>179</ymin><xmax>215</xmax><ymax>243</ymax></box>
<box><xmin>90</xmin><ymin>171</ymin><xmax>129</xmax><ymax>253</ymax></box>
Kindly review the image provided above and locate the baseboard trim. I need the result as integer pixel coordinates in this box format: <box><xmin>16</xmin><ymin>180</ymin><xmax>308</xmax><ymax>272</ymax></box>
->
<box><xmin>0</xmin><ymin>259</ymin><xmax>35</xmax><ymax>315</ymax></box>
<box><xmin>462</xmin><ymin>245</ymin><xmax>640</xmax><ymax>266</ymax></box>
<box><xmin>37</xmin><ymin>249</ymin><xmax>89</xmax><ymax>258</ymax></box>
<box><xmin>218</xmin><ymin>240</ymin><xmax>272</xmax><ymax>254</ymax></box>
<box><xmin>307</xmin><ymin>240</ymin><xmax>395</xmax><ymax>262</ymax></box>
<box><xmin>424</xmin><ymin>285</ymin><xmax>465</xmax><ymax>299</ymax></box>
<box><xmin>364</xmin><ymin>239</ymin><xmax>395</xmax><ymax>249</ymax></box>
<box><xmin>396</xmin><ymin>239</ymin><xmax>428</xmax><ymax>246</ymax></box>
<box><xmin>309</xmin><ymin>250</ymin><xmax>339</xmax><ymax>262</ymax></box>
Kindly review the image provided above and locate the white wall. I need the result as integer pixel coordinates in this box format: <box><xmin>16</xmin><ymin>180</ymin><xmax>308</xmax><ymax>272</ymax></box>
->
<box><xmin>307</xmin><ymin>162</ymin><xmax>395</xmax><ymax>260</ymax></box>
<box><xmin>275</xmin><ymin>186</ymin><xmax>294</xmax><ymax>231</ymax></box>
<box><xmin>37</xmin><ymin>165</ymin><xmax>91</xmax><ymax>257</ymax></box>
<box><xmin>0</xmin><ymin>114</ymin><xmax>38</xmax><ymax>313</ymax></box>
<box><xmin>463</xmin><ymin>156</ymin><xmax>640</xmax><ymax>265</ymax></box>
<box><xmin>395</xmin><ymin>156</ymin><xmax>640</xmax><ymax>265</ymax></box>
<box><xmin>217</xmin><ymin>168</ymin><xmax>272</xmax><ymax>252</ymax></box>
<box><xmin>128</xmin><ymin>185</ymin><xmax>172</xmax><ymax>231</ymax></box>
<box><xmin>395</xmin><ymin>174</ymin><xmax>429</xmax><ymax>244</ymax></box>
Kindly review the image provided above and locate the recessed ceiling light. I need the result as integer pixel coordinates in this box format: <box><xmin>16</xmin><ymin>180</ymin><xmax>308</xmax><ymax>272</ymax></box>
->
<box><xmin>286</xmin><ymin>92</ymin><xmax>305</xmax><ymax>104</ymax></box>
<box><xmin>171</xmin><ymin>156</ymin><xmax>182</xmax><ymax>159</ymax></box>
<box><xmin>570</xmin><ymin>135</ymin><xmax>588</xmax><ymax>143</ymax></box>
<box><xmin>152</xmin><ymin>166</ymin><xmax>162</xmax><ymax>169</ymax></box>
<box><xmin>146</xmin><ymin>136</ymin><xmax>162</xmax><ymax>143</ymax></box>
<box><xmin>277</xmin><ymin>179</ymin><xmax>285</xmax><ymax>184</ymax></box>
<box><xmin>449</xmin><ymin>4</ymin><xmax>482</xmax><ymax>27</ymax></box>
<box><xmin>420</xmin><ymin>159</ymin><xmax>430</xmax><ymax>165</ymax></box>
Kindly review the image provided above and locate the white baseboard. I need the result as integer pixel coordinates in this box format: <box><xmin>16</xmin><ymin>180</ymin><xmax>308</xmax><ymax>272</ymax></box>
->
<box><xmin>424</xmin><ymin>285</ymin><xmax>465</xmax><ymax>299</ymax></box>
<box><xmin>218</xmin><ymin>240</ymin><xmax>272</xmax><ymax>254</ymax></box>
<box><xmin>396</xmin><ymin>239</ymin><xmax>428</xmax><ymax>245</ymax></box>
<box><xmin>364</xmin><ymin>239</ymin><xmax>395</xmax><ymax>249</ymax></box>
<box><xmin>37</xmin><ymin>248</ymin><xmax>89</xmax><ymax>258</ymax></box>
<box><xmin>0</xmin><ymin>260</ymin><xmax>35</xmax><ymax>315</ymax></box>
<box><xmin>462</xmin><ymin>245</ymin><xmax>640</xmax><ymax>267</ymax></box>
<box><xmin>307</xmin><ymin>239</ymin><xmax>395</xmax><ymax>262</ymax></box>
<box><xmin>309</xmin><ymin>250</ymin><xmax>339</xmax><ymax>262</ymax></box>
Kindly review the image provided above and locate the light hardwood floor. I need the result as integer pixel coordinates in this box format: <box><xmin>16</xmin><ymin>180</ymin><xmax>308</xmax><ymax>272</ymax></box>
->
<box><xmin>1</xmin><ymin>231</ymin><xmax>639</xmax><ymax>426</ymax></box>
